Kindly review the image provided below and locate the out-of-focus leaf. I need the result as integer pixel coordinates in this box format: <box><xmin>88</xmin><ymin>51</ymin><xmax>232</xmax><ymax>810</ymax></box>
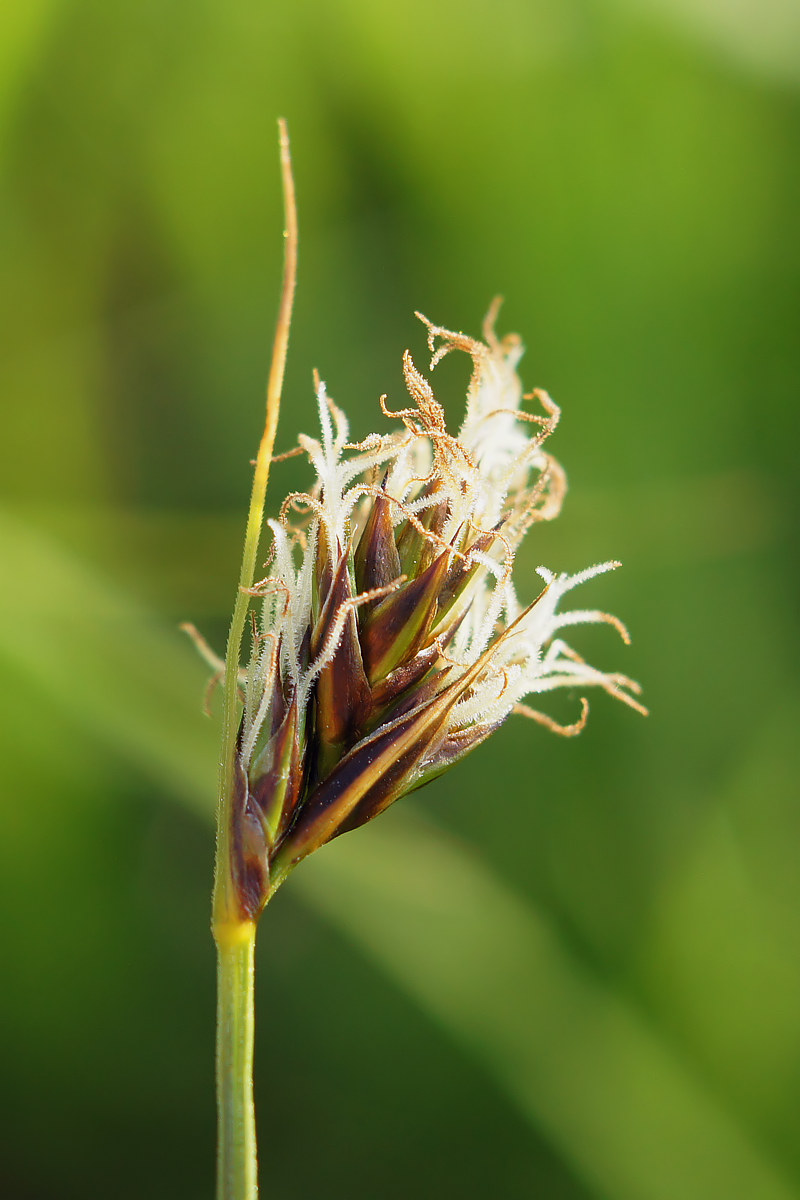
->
<box><xmin>0</xmin><ymin>508</ymin><xmax>216</xmax><ymax>814</ymax></box>
<box><xmin>615</xmin><ymin>0</ymin><xmax>800</xmax><ymax>86</ymax></box>
<box><xmin>640</xmin><ymin>702</ymin><xmax>800</xmax><ymax>1138</ymax></box>
<box><xmin>301</xmin><ymin>816</ymin><xmax>799</xmax><ymax>1200</ymax></box>
<box><xmin>0</xmin><ymin>0</ymin><xmax>64</xmax><ymax>160</ymax></box>
<box><xmin>1</xmin><ymin>508</ymin><xmax>796</xmax><ymax>1200</ymax></box>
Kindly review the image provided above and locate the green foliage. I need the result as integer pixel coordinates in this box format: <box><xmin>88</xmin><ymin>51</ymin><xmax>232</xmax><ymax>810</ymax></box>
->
<box><xmin>1</xmin><ymin>1</ymin><xmax>798</xmax><ymax>1196</ymax></box>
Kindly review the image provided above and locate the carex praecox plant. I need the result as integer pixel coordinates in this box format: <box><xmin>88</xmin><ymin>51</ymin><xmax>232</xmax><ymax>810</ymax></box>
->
<box><xmin>230</xmin><ymin>303</ymin><xmax>646</xmax><ymax>920</ymax></box>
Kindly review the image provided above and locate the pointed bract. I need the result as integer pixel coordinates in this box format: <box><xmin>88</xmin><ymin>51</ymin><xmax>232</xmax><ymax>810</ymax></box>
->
<box><xmin>353</xmin><ymin>490</ymin><xmax>402</xmax><ymax>595</ymax></box>
<box><xmin>360</xmin><ymin>549</ymin><xmax>451</xmax><ymax>684</ymax></box>
<box><xmin>248</xmin><ymin>690</ymin><xmax>303</xmax><ymax>843</ymax></box>
<box><xmin>311</xmin><ymin>552</ymin><xmax>372</xmax><ymax>769</ymax></box>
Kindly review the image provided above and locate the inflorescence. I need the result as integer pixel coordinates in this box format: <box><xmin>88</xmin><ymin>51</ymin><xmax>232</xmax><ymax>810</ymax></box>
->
<box><xmin>217</xmin><ymin>306</ymin><xmax>645</xmax><ymax>916</ymax></box>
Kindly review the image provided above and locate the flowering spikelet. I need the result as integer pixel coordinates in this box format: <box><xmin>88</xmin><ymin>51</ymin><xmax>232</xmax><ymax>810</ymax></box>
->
<box><xmin>231</xmin><ymin>306</ymin><xmax>646</xmax><ymax>916</ymax></box>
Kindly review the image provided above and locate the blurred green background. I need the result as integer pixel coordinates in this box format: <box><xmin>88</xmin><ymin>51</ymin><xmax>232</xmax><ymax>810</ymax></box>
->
<box><xmin>2</xmin><ymin>1</ymin><xmax>799</xmax><ymax>1197</ymax></box>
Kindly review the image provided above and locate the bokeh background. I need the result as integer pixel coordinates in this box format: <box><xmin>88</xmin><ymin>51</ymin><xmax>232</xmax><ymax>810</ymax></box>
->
<box><xmin>2</xmin><ymin>1</ymin><xmax>799</xmax><ymax>1197</ymax></box>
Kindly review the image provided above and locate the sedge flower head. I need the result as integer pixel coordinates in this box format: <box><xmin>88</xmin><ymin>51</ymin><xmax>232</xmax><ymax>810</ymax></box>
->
<box><xmin>229</xmin><ymin>306</ymin><xmax>646</xmax><ymax>916</ymax></box>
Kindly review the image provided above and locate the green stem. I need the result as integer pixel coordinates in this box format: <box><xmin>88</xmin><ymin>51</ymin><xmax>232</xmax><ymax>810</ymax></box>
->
<box><xmin>213</xmin><ymin>118</ymin><xmax>298</xmax><ymax>934</ymax></box>
<box><xmin>216</xmin><ymin>925</ymin><xmax>258</xmax><ymax>1200</ymax></box>
<box><xmin>212</xmin><ymin>120</ymin><xmax>297</xmax><ymax>1200</ymax></box>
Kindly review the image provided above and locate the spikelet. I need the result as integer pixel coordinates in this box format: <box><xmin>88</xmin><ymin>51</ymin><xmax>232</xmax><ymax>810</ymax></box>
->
<box><xmin>224</xmin><ymin>309</ymin><xmax>646</xmax><ymax>918</ymax></box>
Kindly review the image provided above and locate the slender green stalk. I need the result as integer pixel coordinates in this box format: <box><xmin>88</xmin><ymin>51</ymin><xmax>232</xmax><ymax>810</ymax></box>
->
<box><xmin>213</xmin><ymin>120</ymin><xmax>297</xmax><ymax>1200</ymax></box>
<box><xmin>216</xmin><ymin>924</ymin><xmax>258</xmax><ymax>1200</ymax></box>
